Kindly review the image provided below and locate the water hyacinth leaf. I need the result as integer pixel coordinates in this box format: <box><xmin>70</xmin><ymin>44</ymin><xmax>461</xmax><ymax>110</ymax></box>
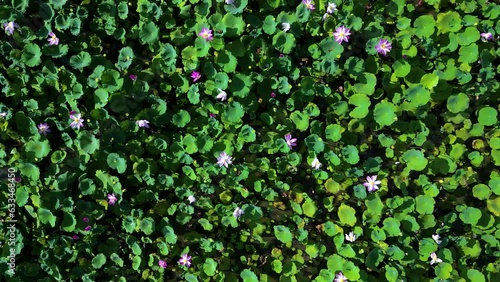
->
<box><xmin>116</xmin><ymin>47</ymin><xmax>134</xmax><ymax>70</ymax></box>
<box><xmin>61</xmin><ymin>212</ymin><xmax>76</xmax><ymax>232</ymax></box>
<box><xmin>477</xmin><ymin>107</ymin><xmax>498</xmax><ymax>126</ymax></box>
<box><xmin>467</xmin><ymin>269</ymin><xmax>486</xmax><ymax>282</ymax></box>
<box><xmin>435</xmin><ymin>262</ymin><xmax>453</xmax><ymax>279</ymax></box>
<box><xmin>69</xmin><ymin>51</ymin><xmax>91</xmax><ymax>70</ymax></box>
<box><xmin>459</xmin><ymin>207</ymin><xmax>482</xmax><ymax>225</ymax></box>
<box><xmin>25</xmin><ymin>140</ymin><xmax>50</xmax><ymax>159</ymax></box>
<box><xmin>139</xmin><ymin>217</ymin><xmax>155</xmax><ymax>235</ymax></box>
<box><xmin>240</xmin><ymin>269</ymin><xmax>258</xmax><ymax>282</ymax></box>
<box><xmin>290</xmin><ymin>111</ymin><xmax>309</xmax><ymax>131</ymax></box>
<box><xmin>272</xmin><ymin>31</ymin><xmax>296</xmax><ymax>54</ymax></box>
<box><xmin>38</xmin><ymin>208</ymin><xmax>57</xmax><ymax>227</ymax></box>
<box><xmin>342</xmin><ymin>145</ymin><xmax>359</xmax><ymax>165</ymax></box>
<box><xmin>117</xmin><ymin>1</ymin><xmax>128</xmax><ymax>19</ymax></box>
<box><xmin>302</xmin><ymin>198</ymin><xmax>317</xmax><ymax>218</ymax></box>
<box><xmin>385</xmin><ymin>265</ymin><xmax>399</xmax><ymax>282</ymax></box>
<box><xmin>393</xmin><ymin>59</ymin><xmax>411</xmax><ymax>77</ymax></box>
<box><xmin>139</xmin><ymin>22</ymin><xmax>159</xmax><ymax>44</ymax></box>
<box><xmin>325</xmin><ymin>124</ymin><xmax>343</xmax><ymax>142</ymax></box>
<box><xmin>413</xmin><ymin>15</ymin><xmax>435</xmax><ymax>38</ymax></box>
<box><xmin>456</xmin><ymin>27</ymin><xmax>480</xmax><ymax>46</ymax></box>
<box><xmin>239</xmin><ymin>125</ymin><xmax>256</xmax><ymax>143</ymax></box>
<box><xmin>304</xmin><ymin>134</ymin><xmax>324</xmax><ymax>153</ymax></box>
<box><xmin>122</xmin><ymin>216</ymin><xmax>136</xmax><ymax>233</ymax></box>
<box><xmin>225</xmin><ymin>0</ymin><xmax>248</xmax><ymax>14</ymax></box>
<box><xmin>349</xmin><ymin>94</ymin><xmax>370</xmax><ymax>119</ymax></box>
<box><xmin>203</xmin><ymin>258</ymin><xmax>217</xmax><ymax>276</ymax></box>
<box><xmin>338</xmin><ymin>204</ymin><xmax>357</xmax><ymax>226</ymax></box>
<box><xmin>274</xmin><ymin>225</ymin><xmax>293</xmax><ymax>244</ymax></box>
<box><xmin>420</xmin><ymin>73</ymin><xmax>439</xmax><ymax>89</ymax></box>
<box><xmin>49</xmin><ymin>0</ymin><xmax>67</xmax><ymax>9</ymax></box>
<box><xmin>354</xmin><ymin>73</ymin><xmax>376</xmax><ymax>95</ymax></box>
<box><xmin>19</xmin><ymin>162</ymin><xmax>40</xmax><ymax>181</ymax></box>
<box><xmin>172</xmin><ymin>110</ymin><xmax>191</xmax><ymax>127</ymax></box>
<box><xmin>383</xmin><ymin>218</ymin><xmax>402</xmax><ymax>236</ymax></box>
<box><xmin>222</xmin><ymin>102</ymin><xmax>244</xmax><ymax>125</ymax></box>
<box><xmin>92</xmin><ymin>254</ymin><xmax>106</xmax><ymax>269</ymax></box>
<box><xmin>374</xmin><ymin>101</ymin><xmax>397</xmax><ymax>127</ymax></box>
<box><xmin>22</xmin><ymin>43</ymin><xmax>42</xmax><ymax>67</ymax></box>
<box><xmin>415</xmin><ymin>195</ymin><xmax>435</xmax><ymax>215</ymax></box>
<box><xmin>436</xmin><ymin>11</ymin><xmax>462</xmax><ymax>34</ymax></box>
<box><xmin>402</xmin><ymin>149</ymin><xmax>428</xmax><ymax>171</ymax></box>
<box><xmin>263</xmin><ymin>15</ymin><xmax>277</xmax><ymax>34</ymax></box>
<box><xmin>107</xmin><ymin>153</ymin><xmax>127</xmax><ymax>174</ymax></box>
<box><xmin>458</xmin><ymin>44</ymin><xmax>479</xmax><ymax>63</ymax></box>
<box><xmin>446</xmin><ymin>93</ymin><xmax>469</xmax><ymax>113</ymax></box>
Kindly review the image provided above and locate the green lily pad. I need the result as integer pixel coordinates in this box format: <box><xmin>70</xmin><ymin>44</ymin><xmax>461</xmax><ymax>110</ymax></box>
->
<box><xmin>374</xmin><ymin>101</ymin><xmax>397</xmax><ymax>127</ymax></box>
<box><xmin>436</xmin><ymin>11</ymin><xmax>462</xmax><ymax>34</ymax></box>
<box><xmin>478</xmin><ymin>107</ymin><xmax>498</xmax><ymax>126</ymax></box>
<box><xmin>274</xmin><ymin>225</ymin><xmax>293</xmax><ymax>244</ymax></box>
<box><xmin>414</xmin><ymin>15</ymin><xmax>435</xmax><ymax>38</ymax></box>
<box><xmin>338</xmin><ymin>204</ymin><xmax>357</xmax><ymax>226</ymax></box>
<box><xmin>447</xmin><ymin>93</ymin><xmax>469</xmax><ymax>113</ymax></box>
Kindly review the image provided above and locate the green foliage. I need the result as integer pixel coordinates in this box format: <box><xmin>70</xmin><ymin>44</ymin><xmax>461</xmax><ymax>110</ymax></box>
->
<box><xmin>1</xmin><ymin>0</ymin><xmax>499</xmax><ymax>281</ymax></box>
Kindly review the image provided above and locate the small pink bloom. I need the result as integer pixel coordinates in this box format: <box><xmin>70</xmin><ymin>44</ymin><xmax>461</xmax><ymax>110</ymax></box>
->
<box><xmin>69</xmin><ymin>112</ymin><xmax>84</xmax><ymax>129</ymax></box>
<box><xmin>188</xmin><ymin>195</ymin><xmax>196</xmax><ymax>204</ymax></box>
<box><xmin>217</xmin><ymin>151</ymin><xmax>233</xmax><ymax>168</ymax></box>
<box><xmin>84</xmin><ymin>226</ymin><xmax>92</xmax><ymax>231</ymax></box>
<box><xmin>108</xmin><ymin>193</ymin><xmax>117</xmax><ymax>205</ymax></box>
<box><xmin>233</xmin><ymin>207</ymin><xmax>244</xmax><ymax>218</ymax></box>
<box><xmin>82</xmin><ymin>217</ymin><xmax>89</xmax><ymax>222</ymax></box>
<box><xmin>481</xmin><ymin>32</ymin><xmax>493</xmax><ymax>41</ymax></box>
<box><xmin>136</xmin><ymin>120</ymin><xmax>150</xmax><ymax>128</ymax></box>
<box><xmin>159</xmin><ymin>260</ymin><xmax>167</xmax><ymax>268</ymax></box>
<box><xmin>129</xmin><ymin>74</ymin><xmax>137</xmax><ymax>80</ymax></box>
<box><xmin>363</xmin><ymin>175</ymin><xmax>382</xmax><ymax>192</ymax></box>
<box><xmin>47</xmin><ymin>31</ymin><xmax>59</xmax><ymax>46</ymax></box>
<box><xmin>333</xmin><ymin>26</ymin><xmax>351</xmax><ymax>44</ymax></box>
<box><xmin>4</xmin><ymin>22</ymin><xmax>19</xmax><ymax>35</ymax></box>
<box><xmin>72</xmin><ymin>235</ymin><xmax>79</xmax><ymax>240</ymax></box>
<box><xmin>37</xmin><ymin>123</ymin><xmax>51</xmax><ymax>135</ymax></box>
<box><xmin>285</xmin><ymin>133</ymin><xmax>297</xmax><ymax>149</ymax></box>
<box><xmin>375</xmin><ymin>39</ymin><xmax>392</xmax><ymax>56</ymax></box>
<box><xmin>209</xmin><ymin>113</ymin><xmax>216</xmax><ymax>118</ymax></box>
<box><xmin>191</xmin><ymin>71</ymin><xmax>201</xmax><ymax>82</ymax></box>
<box><xmin>302</xmin><ymin>0</ymin><xmax>315</xmax><ymax>11</ymax></box>
<box><xmin>178</xmin><ymin>253</ymin><xmax>192</xmax><ymax>267</ymax></box>
<box><xmin>199</xmin><ymin>27</ymin><xmax>213</xmax><ymax>41</ymax></box>
<box><xmin>271</xmin><ymin>92</ymin><xmax>276</xmax><ymax>98</ymax></box>
<box><xmin>334</xmin><ymin>272</ymin><xmax>348</xmax><ymax>282</ymax></box>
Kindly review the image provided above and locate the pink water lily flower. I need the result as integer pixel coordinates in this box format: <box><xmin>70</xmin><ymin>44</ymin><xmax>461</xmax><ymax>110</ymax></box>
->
<box><xmin>84</xmin><ymin>226</ymin><xmax>92</xmax><ymax>231</ymax></box>
<box><xmin>4</xmin><ymin>21</ymin><xmax>19</xmax><ymax>35</ymax></box>
<box><xmin>107</xmin><ymin>193</ymin><xmax>117</xmax><ymax>205</ymax></box>
<box><xmin>69</xmin><ymin>112</ymin><xmax>84</xmax><ymax>129</ymax></box>
<box><xmin>38</xmin><ymin>123</ymin><xmax>51</xmax><ymax>135</ymax></box>
<box><xmin>129</xmin><ymin>74</ymin><xmax>137</xmax><ymax>80</ymax></box>
<box><xmin>333</xmin><ymin>26</ymin><xmax>351</xmax><ymax>44</ymax></box>
<box><xmin>311</xmin><ymin>157</ymin><xmax>321</xmax><ymax>170</ymax></box>
<box><xmin>334</xmin><ymin>271</ymin><xmax>348</xmax><ymax>282</ymax></box>
<box><xmin>199</xmin><ymin>27</ymin><xmax>213</xmax><ymax>41</ymax></box>
<box><xmin>47</xmin><ymin>31</ymin><xmax>59</xmax><ymax>46</ymax></box>
<box><xmin>285</xmin><ymin>133</ymin><xmax>297</xmax><ymax>149</ymax></box>
<box><xmin>480</xmin><ymin>32</ymin><xmax>493</xmax><ymax>41</ymax></box>
<box><xmin>429</xmin><ymin>252</ymin><xmax>442</xmax><ymax>265</ymax></box>
<box><xmin>217</xmin><ymin>151</ymin><xmax>233</xmax><ymax>168</ymax></box>
<box><xmin>136</xmin><ymin>120</ymin><xmax>150</xmax><ymax>128</ymax></box>
<box><xmin>158</xmin><ymin>260</ymin><xmax>167</xmax><ymax>268</ymax></box>
<box><xmin>375</xmin><ymin>39</ymin><xmax>392</xmax><ymax>56</ymax></box>
<box><xmin>233</xmin><ymin>206</ymin><xmax>244</xmax><ymax>218</ymax></box>
<box><xmin>178</xmin><ymin>253</ymin><xmax>192</xmax><ymax>267</ymax></box>
<box><xmin>302</xmin><ymin>0</ymin><xmax>315</xmax><ymax>11</ymax></box>
<box><xmin>363</xmin><ymin>175</ymin><xmax>381</xmax><ymax>192</ymax></box>
<box><xmin>191</xmin><ymin>71</ymin><xmax>201</xmax><ymax>82</ymax></box>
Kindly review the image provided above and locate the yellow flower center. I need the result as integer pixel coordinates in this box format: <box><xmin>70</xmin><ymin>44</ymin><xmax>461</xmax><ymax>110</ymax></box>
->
<box><xmin>381</xmin><ymin>43</ymin><xmax>386</xmax><ymax>49</ymax></box>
